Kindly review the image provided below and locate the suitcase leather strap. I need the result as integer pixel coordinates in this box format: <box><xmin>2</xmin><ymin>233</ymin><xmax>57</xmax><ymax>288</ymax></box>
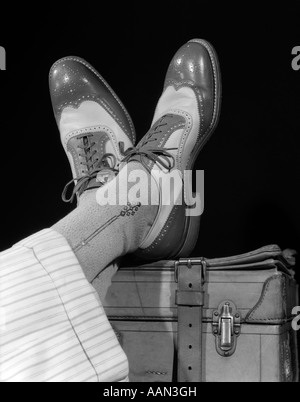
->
<box><xmin>175</xmin><ymin>259</ymin><xmax>206</xmax><ymax>382</ymax></box>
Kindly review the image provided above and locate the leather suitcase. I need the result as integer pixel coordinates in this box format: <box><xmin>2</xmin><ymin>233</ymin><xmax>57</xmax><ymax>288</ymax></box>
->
<box><xmin>101</xmin><ymin>245</ymin><xmax>299</xmax><ymax>382</ymax></box>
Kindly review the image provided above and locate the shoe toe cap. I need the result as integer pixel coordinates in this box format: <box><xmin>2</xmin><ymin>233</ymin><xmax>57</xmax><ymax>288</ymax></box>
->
<box><xmin>49</xmin><ymin>57</ymin><xmax>135</xmax><ymax>143</ymax></box>
<box><xmin>49</xmin><ymin>57</ymin><xmax>105</xmax><ymax>113</ymax></box>
<box><xmin>165</xmin><ymin>40</ymin><xmax>215</xmax><ymax>95</ymax></box>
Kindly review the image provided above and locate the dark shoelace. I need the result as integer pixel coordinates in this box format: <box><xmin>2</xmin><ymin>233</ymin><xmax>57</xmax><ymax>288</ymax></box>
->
<box><xmin>63</xmin><ymin>116</ymin><xmax>177</xmax><ymax>203</ymax></box>
<box><xmin>120</xmin><ymin>116</ymin><xmax>177</xmax><ymax>172</ymax></box>
<box><xmin>62</xmin><ymin>135</ymin><xmax>118</xmax><ymax>203</ymax></box>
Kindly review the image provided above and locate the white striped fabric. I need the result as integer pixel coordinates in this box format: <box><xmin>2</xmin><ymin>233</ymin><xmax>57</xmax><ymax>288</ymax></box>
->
<box><xmin>0</xmin><ymin>229</ymin><xmax>129</xmax><ymax>382</ymax></box>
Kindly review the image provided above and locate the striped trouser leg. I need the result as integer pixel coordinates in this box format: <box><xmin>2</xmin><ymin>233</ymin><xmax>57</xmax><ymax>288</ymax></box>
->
<box><xmin>0</xmin><ymin>229</ymin><xmax>129</xmax><ymax>382</ymax></box>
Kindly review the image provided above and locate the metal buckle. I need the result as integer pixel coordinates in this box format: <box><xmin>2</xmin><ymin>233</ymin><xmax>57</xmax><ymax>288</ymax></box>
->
<box><xmin>174</xmin><ymin>258</ymin><xmax>207</xmax><ymax>284</ymax></box>
<box><xmin>212</xmin><ymin>301</ymin><xmax>241</xmax><ymax>357</ymax></box>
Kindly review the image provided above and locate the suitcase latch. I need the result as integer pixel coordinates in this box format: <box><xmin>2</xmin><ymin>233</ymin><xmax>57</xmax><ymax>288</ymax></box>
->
<box><xmin>212</xmin><ymin>301</ymin><xmax>241</xmax><ymax>357</ymax></box>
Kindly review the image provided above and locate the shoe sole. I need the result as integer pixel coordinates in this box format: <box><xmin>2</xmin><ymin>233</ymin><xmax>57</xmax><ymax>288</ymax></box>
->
<box><xmin>173</xmin><ymin>39</ymin><xmax>222</xmax><ymax>258</ymax></box>
<box><xmin>49</xmin><ymin>56</ymin><xmax>136</xmax><ymax>144</ymax></box>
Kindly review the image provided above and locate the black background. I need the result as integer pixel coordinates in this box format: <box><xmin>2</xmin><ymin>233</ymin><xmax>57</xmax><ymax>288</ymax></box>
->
<box><xmin>0</xmin><ymin>1</ymin><xmax>300</xmax><ymax>375</ymax></box>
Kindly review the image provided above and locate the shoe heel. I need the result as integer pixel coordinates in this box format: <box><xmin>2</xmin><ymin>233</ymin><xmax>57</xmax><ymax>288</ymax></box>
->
<box><xmin>174</xmin><ymin>215</ymin><xmax>201</xmax><ymax>258</ymax></box>
<box><xmin>174</xmin><ymin>192</ymin><xmax>202</xmax><ymax>258</ymax></box>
